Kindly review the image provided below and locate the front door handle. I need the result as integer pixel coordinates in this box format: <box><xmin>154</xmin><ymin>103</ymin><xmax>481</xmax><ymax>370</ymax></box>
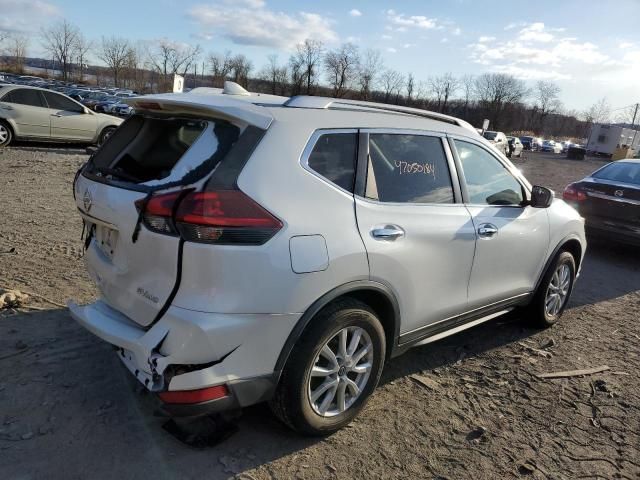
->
<box><xmin>51</xmin><ymin>113</ymin><xmax>62</xmax><ymax>117</ymax></box>
<box><xmin>477</xmin><ymin>223</ymin><xmax>498</xmax><ymax>238</ymax></box>
<box><xmin>371</xmin><ymin>225</ymin><xmax>405</xmax><ymax>241</ymax></box>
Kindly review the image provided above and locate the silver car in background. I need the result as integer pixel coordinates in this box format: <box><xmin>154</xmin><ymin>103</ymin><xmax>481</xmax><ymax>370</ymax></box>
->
<box><xmin>0</xmin><ymin>85</ymin><xmax>122</xmax><ymax>147</ymax></box>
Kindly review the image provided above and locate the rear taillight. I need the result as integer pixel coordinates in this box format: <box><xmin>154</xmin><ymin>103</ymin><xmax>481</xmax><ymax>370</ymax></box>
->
<box><xmin>562</xmin><ymin>184</ymin><xmax>587</xmax><ymax>202</ymax></box>
<box><xmin>135</xmin><ymin>191</ymin><xmax>182</xmax><ymax>235</ymax></box>
<box><xmin>176</xmin><ymin>191</ymin><xmax>282</xmax><ymax>245</ymax></box>
<box><xmin>135</xmin><ymin>190</ymin><xmax>282</xmax><ymax>245</ymax></box>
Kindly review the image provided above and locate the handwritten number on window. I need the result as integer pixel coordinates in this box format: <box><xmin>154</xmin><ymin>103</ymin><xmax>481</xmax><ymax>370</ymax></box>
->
<box><xmin>394</xmin><ymin>160</ymin><xmax>436</xmax><ymax>179</ymax></box>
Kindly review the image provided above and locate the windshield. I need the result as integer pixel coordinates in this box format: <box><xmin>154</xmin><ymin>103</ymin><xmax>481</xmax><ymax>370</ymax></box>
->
<box><xmin>593</xmin><ymin>162</ymin><xmax>640</xmax><ymax>186</ymax></box>
<box><xmin>483</xmin><ymin>131</ymin><xmax>497</xmax><ymax>140</ymax></box>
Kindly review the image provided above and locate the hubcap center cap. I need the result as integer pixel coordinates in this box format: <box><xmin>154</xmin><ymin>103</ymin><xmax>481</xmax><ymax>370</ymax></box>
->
<box><xmin>338</xmin><ymin>366</ymin><xmax>347</xmax><ymax>376</ymax></box>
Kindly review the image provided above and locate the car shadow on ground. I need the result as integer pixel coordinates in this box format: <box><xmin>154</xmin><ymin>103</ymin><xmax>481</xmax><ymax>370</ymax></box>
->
<box><xmin>568</xmin><ymin>239</ymin><xmax>640</xmax><ymax>307</ymax></box>
<box><xmin>0</xmin><ymin>307</ymin><xmax>551</xmax><ymax>477</ymax></box>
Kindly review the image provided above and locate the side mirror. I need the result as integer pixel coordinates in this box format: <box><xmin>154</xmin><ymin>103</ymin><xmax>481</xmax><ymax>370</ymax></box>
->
<box><xmin>530</xmin><ymin>185</ymin><xmax>554</xmax><ymax>208</ymax></box>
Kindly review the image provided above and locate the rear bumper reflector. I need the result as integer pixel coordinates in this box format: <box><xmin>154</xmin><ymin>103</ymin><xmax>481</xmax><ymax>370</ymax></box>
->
<box><xmin>158</xmin><ymin>385</ymin><xmax>230</xmax><ymax>404</ymax></box>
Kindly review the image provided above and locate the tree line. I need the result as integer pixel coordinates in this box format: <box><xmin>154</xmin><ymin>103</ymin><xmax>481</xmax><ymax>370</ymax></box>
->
<box><xmin>0</xmin><ymin>20</ymin><xmax>623</xmax><ymax>139</ymax></box>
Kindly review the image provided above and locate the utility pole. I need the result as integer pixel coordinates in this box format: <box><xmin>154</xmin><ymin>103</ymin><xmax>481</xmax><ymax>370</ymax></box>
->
<box><xmin>631</xmin><ymin>103</ymin><xmax>639</xmax><ymax>127</ymax></box>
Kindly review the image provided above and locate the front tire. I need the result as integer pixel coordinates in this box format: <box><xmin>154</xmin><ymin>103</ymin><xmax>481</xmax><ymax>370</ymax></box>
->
<box><xmin>527</xmin><ymin>251</ymin><xmax>576</xmax><ymax>328</ymax></box>
<box><xmin>270</xmin><ymin>299</ymin><xmax>386</xmax><ymax>436</ymax></box>
<box><xmin>0</xmin><ymin>121</ymin><xmax>13</xmax><ymax>148</ymax></box>
<box><xmin>98</xmin><ymin>126</ymin><xmax>116</xmax><ymax>146</ymax></box>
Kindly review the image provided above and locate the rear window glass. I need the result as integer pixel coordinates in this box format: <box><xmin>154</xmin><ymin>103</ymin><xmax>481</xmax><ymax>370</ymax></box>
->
<box><xmin>307</xmin><ymin>133</ymin><xmax>357</xmax><ymax>192</ymax></box>
<box><xmin>89</xmin><ymin>115</ymin><xmax>225</xmax><ymax>184</ymax></box>
<box><xmin>593</xmin><ymin>162</ymin><xmax>640</xmax><ymax>186</ymax></box>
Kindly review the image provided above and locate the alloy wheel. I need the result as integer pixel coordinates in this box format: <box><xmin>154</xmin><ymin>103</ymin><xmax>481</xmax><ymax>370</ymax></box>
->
<box><xmin>545</xmin><ymin>263</ymin><xmax>571</xmax><ymax>317</ymax></box>
<box><xmin>0</xmin><ymin>124</ymin><xmax>9</xmax><ymax>145</ymax></box>
<box><xmin>308</xmin><ymin>326</ymin><xmax>374</xmax><ymax>417</ymax></box>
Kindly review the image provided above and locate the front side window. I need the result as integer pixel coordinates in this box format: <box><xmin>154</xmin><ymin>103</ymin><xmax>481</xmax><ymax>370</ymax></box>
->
<box><xmin>366</xmin><ymin>134</ymin><xmax>454</xmax><ymax>204</ymax></box>
<box><xmin>454</xmin><ymin>140</ymin><xmax>524</xmax><ymax>206</ymax></box>
<box><xmin>307</xmin><ymin>132</ymin><xmax>357</xmax><ymax>192</ymax></box>
<box><xmin>43</xmin><ymin>91</ymin><xmax>84</xmax><ymax>113</ymax></box>
<box><xmin>2</xmin><ymin>88</ymin><xmax>45</xmax><ymax>108</ymax></box>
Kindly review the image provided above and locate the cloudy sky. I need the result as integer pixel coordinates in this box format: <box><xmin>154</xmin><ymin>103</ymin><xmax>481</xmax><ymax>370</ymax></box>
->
<box><xmin>2</xmin><ymin>0</ymin><xmax>639</xmax><ymax>111</ymax></box>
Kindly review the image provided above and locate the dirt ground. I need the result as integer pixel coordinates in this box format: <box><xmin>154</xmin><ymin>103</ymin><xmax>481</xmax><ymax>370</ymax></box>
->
<box><xmin>1</xmin><ymin>146</ymin><xmax>639</xmax><ymax>480</ymax></box>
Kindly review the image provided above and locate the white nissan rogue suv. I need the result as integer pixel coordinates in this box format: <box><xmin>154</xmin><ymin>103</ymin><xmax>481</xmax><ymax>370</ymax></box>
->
<box><xmin>69</xmin><ymin>82</ymin><xmax>586</xmax><ymax>435</ymax></box>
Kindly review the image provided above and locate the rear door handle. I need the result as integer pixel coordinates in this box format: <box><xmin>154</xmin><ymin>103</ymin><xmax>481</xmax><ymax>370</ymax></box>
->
<box><xmin>477</xmin><ymin>223</ymin><xmax>498</xmax><ymax>238</ymax></box>
<box><xmin>371</xmin><ymin>225</ymin><xmax>405</xmax><ymax>241</ymax></box>
<box><xmin>51</xmin><ymin>113</ymin><xmax>62</xmax><ymax>117</ymax></box>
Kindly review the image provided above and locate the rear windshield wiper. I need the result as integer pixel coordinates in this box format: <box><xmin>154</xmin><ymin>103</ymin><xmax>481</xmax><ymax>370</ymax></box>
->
<box><xmin>89</xmin><ymin>166</ymin><xmax>141</xmax><ymax>183</ymax></box>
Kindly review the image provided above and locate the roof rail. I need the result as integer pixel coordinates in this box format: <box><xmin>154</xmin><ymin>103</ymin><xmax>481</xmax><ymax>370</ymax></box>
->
<box><xmin>284</xmin><ymin>96</ymin><xmax>477</xmax><ymax>133</ymax></box>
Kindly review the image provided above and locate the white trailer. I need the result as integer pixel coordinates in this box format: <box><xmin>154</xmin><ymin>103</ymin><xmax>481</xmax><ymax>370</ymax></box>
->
<box><xmin>587</xmin><ymin>123</ymin><xmax>640</xmax><ymax>156</ymax></box>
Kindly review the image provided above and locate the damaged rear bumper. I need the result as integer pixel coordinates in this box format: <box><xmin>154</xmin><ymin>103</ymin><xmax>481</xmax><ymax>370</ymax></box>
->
<box><xmin>67</xmin><ymin>300</ymin><xmax>300</xmax><ymax>415</ymax></box>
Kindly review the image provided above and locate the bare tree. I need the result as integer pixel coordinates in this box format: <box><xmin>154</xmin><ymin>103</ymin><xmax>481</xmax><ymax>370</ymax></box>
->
<box><xmin>533</xmin><ymin>80</ymin><xmax>562</xmax><ymax>132</ymax></box>
<box><xmin>41</xmin><ymin>20</ymin><xmax>80</xmax><ymax>81</ymax></box>
<box><xmin>613</xmin><ymin>104</ymin><xmax>638</xmax><ymax>125</ymax></box>
<box><xmin>474</xmin><ymin>73</ymin><xmax>529</xmax><ymax>130</ymax></box>
<box><xmin>460</xmin><ymin>74</ymin><xmax>475</xmax><ymax>118</ymax></box>
<box><xmin>5</xmin><ymin>35</ymin><xmax>29</xmax><ymax>73</ymax></box>
<box><xmin>261</xmin><ymin>54</ymin><xmax>279</xmax><ymax>94</ymax></box>
<box><xmin>405</xmin><ymin>73</ymin><xmax>415</xmax><ymax>104</ymax></box>
<box><xmin>357</xmin><ymin>49</ymin><xmax>383</xmax><ymax>100</ymax></box>
<box><xmin>324</xmin><ymin>43</ymin><xmax>360</xmax><ymax>98</ymax></box>
<box><xmin>73</xmin><ymin>32</ymin><xmax>92</xmax><ymax>83</ymax></box>
<box><xmin>97</xmin><ymin>36</ymin><xmax>130</xmax><ymax>87</ymax></box>
<box><xmin>229</xmin><ymin>54</ymin><xmax>252</xmax><ymax>88</ymax></box>
<box><xmin>148</xmin><ymin>40</ymin><xmax>202</xmax><ymax>91</ymax></box>
<box><xmin>429</xmin><ymin>73</ymin><xmax>459</xmax><ymax>113</ymax></box>
<box><xmin>583</xmin><ymin>97</ymin><xmax>611</xmax><ymax>124</ymax></box>
<box><xmin>122</xmin><ymin>43</ymin><xmax>147</xmax><ymax>92</ymax></box>
<box><xmin>290</xmin><ymin>39</ymin><xmax>323</xmax><ymax>95</ymax></box>
<box><xmin>260</xmin><ymin>54</ymin><xmax>288</xmax><ymax>95</ymax></box>
<box><xmin>209</xmin><ymin>50</ymin><xmax>233</xmax><ymax>87</ymax></box>
<box><xmin>288</xmin><ymin>53</ymin><xmax>305</xmax><ymax>96</ymax></box>
<box><xmin>380</xmin><ymin>69</ymin><xmax>403</xmax><ymax>103</ymax></box>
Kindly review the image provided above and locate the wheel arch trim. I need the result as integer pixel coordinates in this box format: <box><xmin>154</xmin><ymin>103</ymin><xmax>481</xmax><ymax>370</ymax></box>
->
<box><xmin>534</xmin><ymin>233</ymin><xmax>584</xmax><ymax>292</ymax></box>
<box><xmin>273</xmin><ymin>280</ymin><xmax>401</xmax><ymax>377</ymax></box>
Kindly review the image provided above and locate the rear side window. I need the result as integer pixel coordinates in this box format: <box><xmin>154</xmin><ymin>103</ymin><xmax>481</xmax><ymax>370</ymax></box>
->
<box><xmin>366</xmin><ymin>134</ymin><xmax>454</xmax><ymax>204</ymax></box>
<box><xmin>307</xmin><ymin>133</ymin><xmax>357</xmax><ymax>192</ymax></box>
<box><xmin>454</xmin><ymin>140</ymin><xmax>524</xmax><ymax>206</ymax></box>
<box><xmin>42</xmin><ymin>91</ymin><xmax>84</xmax><ymax>113</ymax></box>
<box><xmin>2</xmin><ymin>88</ymin><xmax>45</xmax><ymax>108</ymax></box>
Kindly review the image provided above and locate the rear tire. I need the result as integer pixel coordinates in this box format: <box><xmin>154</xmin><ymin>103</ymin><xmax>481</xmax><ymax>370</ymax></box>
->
<box><xmin>98</xmin><ymin>126</ymin><xmax>116</xmax><ymax>146</ymax></box>
<box><xmin>0</xmin><ymin>121</ymin><xmax>13</xmax><ymax>148</ymax></box>
<box><xmin>270</xmin><ymin>299</ymin><xmax>386</xmax><ymax>436</ymax></box>
<box><xmin>526</xmin><ymin>251</ymin><xmax>576</xmax><ymax>328</ymax></box>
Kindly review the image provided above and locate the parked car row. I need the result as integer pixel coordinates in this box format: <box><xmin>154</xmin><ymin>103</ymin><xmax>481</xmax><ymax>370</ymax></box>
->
<box><xmin>0</xmin><ymin>72</ymin><xmax>137</xmax><ymax>117</ymax></box>
<box><xmin>519</xmin><ymin>135</ymin><xmax>583</xmax><ymax>154</ymax></box>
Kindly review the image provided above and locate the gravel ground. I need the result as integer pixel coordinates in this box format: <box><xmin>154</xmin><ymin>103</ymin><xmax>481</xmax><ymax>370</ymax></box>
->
<box><xmin>1</xmin><ymin>147</ymin><xmax>639</xmax><ymax>480</ymax></box>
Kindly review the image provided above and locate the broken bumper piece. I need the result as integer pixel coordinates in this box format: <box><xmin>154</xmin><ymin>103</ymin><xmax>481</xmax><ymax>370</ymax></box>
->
<box><xmin>67</xmin><ymin>299</ymin><xmax>300</xmax><ymax>415</ymax></box>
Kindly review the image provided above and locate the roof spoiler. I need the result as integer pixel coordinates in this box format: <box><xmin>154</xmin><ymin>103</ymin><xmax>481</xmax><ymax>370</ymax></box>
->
<box><xmin>124</xmin><ymin>91</ymin><xmax>274</xmax><ymax>130</ymax></box>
